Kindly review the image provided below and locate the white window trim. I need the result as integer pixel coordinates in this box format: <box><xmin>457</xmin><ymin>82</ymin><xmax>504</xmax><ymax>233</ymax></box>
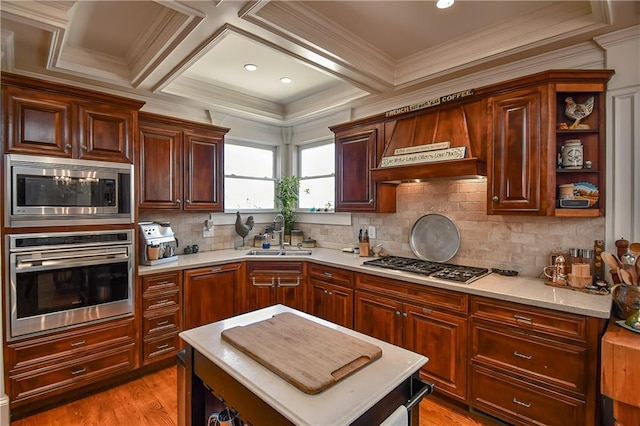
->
<box><xmin>208</xmin><ymin>211</ymin><xmax>351</xmax><ymax>226</ymax></box>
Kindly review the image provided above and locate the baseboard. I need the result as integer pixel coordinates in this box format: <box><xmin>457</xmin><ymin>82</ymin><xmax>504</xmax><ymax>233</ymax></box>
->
<box><xmin>0</xmin><ymin>394</ymin><xmax>10</xmax><ymax>426</ymax></box>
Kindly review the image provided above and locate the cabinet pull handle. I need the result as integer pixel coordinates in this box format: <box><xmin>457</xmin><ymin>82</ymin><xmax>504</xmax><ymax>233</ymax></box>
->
<box><xmin>513</xmin><ymin>314</ymin><xmax>532</xmax><ymax>323</ymax></box>
<box><xmin>70</xmin><ymin>340</ymin><xmax>86</xmax><ymax>347</ymax></box>
<box><xmin>210</xmin><ymin>267</ymin><xmax>221</xmax><ymax>273</ymax></box>
<box><xmin>157</xmin><ymin>343</ymin><xmax>169</xmax><ymax>350</ymax></box>
<box><xmin>71</xmin><ymin>368</ymin><xmax>86</xmax><ymax>376</ymax></box>
<box><xmin>513</xmin><ymin>351</ymin><xmax>532</xmax><ymax>360</ymax></box>
<box><xmin>157</xmin><ymin>320</ymin><xmax>170</xmax><ymax>326</ymax></box>
<box><xmin>156</xmin><ymin>299</ymin><xmax>169</xmax><ymax>305</ymax></box>
<box><xmin>278</xmin><ymin>277</ymin><xmax>300</xmax><ymax>287</ymax></box>
<box><xmin>252</xmin><ymin>277</ymin><xmax>275</xmax><ymax>287</ymax></box>
<box><xmin>323</xmin><ymin>272</ymin><xmax>333</xmax><ymax>277</ymax></box>
<box><xmin>156</xmin><ymin>280</ymin><xmax>170</xmax><ymax>285</ymax></box>
<box><xmin>512</xmin><ymin>398</ymin><xmax>531</xmax><ymax>408</ymax></box>
<box><xmin>422</xmin><ymin>307</ymin><xmax>432</xmax><ymax>314</ymax></box>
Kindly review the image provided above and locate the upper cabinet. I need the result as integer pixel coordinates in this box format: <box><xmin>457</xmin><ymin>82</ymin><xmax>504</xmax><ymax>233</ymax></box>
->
<box><xmin>487</xmin><ymin>70</ymin><xmax>614</xmax><ymax>216</ymax></box>
<box><xmin>331</xmin><ymin>123</ymin><xmax>396</xmax><ymax>213</ymax></box>
<box><xmin>138</xmin><ymin>112</ymin><xmax>228</xmax><ymax>211</ymax></box>
<box><xmin>2</xmin><ymin>73</ymin><xmax>143</xmax><ymax>163</ymax></box>
<box><xmin>487</xmin><ymin>85</ymin><xmax>549</xmax><ymax>215</ymax></box>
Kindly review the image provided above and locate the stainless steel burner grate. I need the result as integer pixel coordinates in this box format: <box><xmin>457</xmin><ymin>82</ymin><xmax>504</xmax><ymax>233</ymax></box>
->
<box><xmin>362</xmin><ymin>256</ymin><xmax>490</xmax><ymax>284</ymax></box>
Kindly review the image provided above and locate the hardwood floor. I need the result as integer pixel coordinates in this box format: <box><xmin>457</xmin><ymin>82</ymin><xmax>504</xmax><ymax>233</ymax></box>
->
<box><xmin>11</xmin><ymin>367</ymin><xmax>500</xmax><ymax>425</ymax></box>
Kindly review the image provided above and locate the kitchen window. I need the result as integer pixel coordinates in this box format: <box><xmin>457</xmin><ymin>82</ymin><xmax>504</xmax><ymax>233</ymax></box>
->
<box><xmin>298</xmin><ymin>140</ymin><xmax>335</xmax><ymax>211</ymax></box>
<box><xmin>224</xmin><ymin>142</ymin><xmax>276</xmax><ymax>210</ymax></box>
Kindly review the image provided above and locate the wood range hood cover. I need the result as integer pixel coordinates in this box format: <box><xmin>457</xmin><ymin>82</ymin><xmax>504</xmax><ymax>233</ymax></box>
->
<box><xmin>371</xmin><ymin>99</ymin><xmax>487</xmax><ymax>183</ymax></box>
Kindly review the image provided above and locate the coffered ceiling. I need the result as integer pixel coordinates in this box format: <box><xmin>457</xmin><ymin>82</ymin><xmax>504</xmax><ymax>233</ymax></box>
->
<box><xmin>1</xmin><ymin>1</ymin><xmax>639</xmax><ymax>125</ymax></box>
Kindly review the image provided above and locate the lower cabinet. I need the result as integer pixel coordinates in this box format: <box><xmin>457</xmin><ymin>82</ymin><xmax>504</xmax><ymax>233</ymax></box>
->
<box><xmin>5</xmin><ymin>317</ymin><xmax>136</xmax><ymax>409</ymax></box>
<box><xmin>354</xmin><ymin>273</ymin><xmax>469</xmax><ymax>401</ymax></box>
<box><xmin>141</xmin><ymin>271</ymin><xmax>182</xmax><ymax>366</ymax></box>
<box><xmin>469</xmin><ymin>296</ymin><xmax>604</xmax><ymax>426</ymax></box>
<box><xmin>307</xmin><ymin>263</ymin><xmax>354</xmax><ymax>328</ymax></box>
<box><xmin>241</xmin><ymin>261</ymin><xmax>306</xmax><ymax>313</ymax></box>
<box><xmin>183</xmin><ymin>263</ymin><xmax>241</xmax><ymax>330</ymax></box>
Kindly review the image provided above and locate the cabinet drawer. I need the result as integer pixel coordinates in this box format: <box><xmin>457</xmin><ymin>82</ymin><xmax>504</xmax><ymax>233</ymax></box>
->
<box><xmin>470</xmin><ymin>366</ymin><xmax>586</xmax><ymax>426</ymax></box>
<box><xmin>8</xmin><ymin>318</ymin><xmax>134</xmax><ymax>370</ymax></box>
<box><xmin>142</xmin><ymin>271</ymin><xmax>180</xmax><ymax>293</ymax></box>
<box><xmin>357</xmin><ymin>273</ymin><xmax>467</xmax><ymax>314</ymax></box>
<box><xmin>9</xmin><ymin>344</ymin><xmax>136</xmax><ymax>403</ymax></box>
<box><xmin>143</xmin><ymin>332</ymin><xmax>180</xmax><ymax>363</ymax></box>
<box><xmin>471</xmin><ymin>296</ymin><xmax>587</xmax><ymax>341</ymax></box>
<box><xmin>142</xmin><ymin>288</ymin><xmax>180</xmax><ymax>311</ymax></box>
<box><xmin>308</xmin><ymin>264</ymin><xmax>354</xmax><ymax>288</ymax></box>
<box><xmin>246</xmin><ymin>261</ymin><xmax>304</xmax><ymax>275</ymax></box>
<box><xmin>143</xmin><ymin>307</ymin><xmax>181</xmax><ymax>337</ymax></box>
<box><xmin>471</xmin><ymin>322</ymin><xmax>588</xmax><ymax>395</ymax></box>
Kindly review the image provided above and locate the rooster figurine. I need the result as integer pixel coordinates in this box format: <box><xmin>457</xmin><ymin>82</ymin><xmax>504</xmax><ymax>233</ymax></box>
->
<box><xmin>564</xmin><ymin>96</ymin><xmax>594</xmax><ymax>129</ymax></box>
<box><xmin>234</xmin><ymin>211</ymin><xmax>254</xmax><ymax>248</ymax></box>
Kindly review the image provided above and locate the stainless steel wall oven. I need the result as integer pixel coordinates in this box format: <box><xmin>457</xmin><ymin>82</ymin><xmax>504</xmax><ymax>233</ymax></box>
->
<box><xmin>6</xmin><ymin>229</ymin><xmax>134</xmax><ymax>340</ymax></box>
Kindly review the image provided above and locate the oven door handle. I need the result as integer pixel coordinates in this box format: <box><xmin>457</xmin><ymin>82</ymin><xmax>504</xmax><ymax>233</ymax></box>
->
<box><xmin>16</xmin><ymin>251</ymin><xmax>129</xmax><ymax>271</ymax></box>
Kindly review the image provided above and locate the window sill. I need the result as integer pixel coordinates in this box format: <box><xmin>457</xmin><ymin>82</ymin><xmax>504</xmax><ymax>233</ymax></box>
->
<box><xmin>213</xmin><ymin>211</ymin><xmax>351</xmax><ymax>226</ymax></box>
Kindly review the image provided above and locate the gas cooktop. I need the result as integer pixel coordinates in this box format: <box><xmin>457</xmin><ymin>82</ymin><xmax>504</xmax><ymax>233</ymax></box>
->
<box><xmin>362</xmin><ymin>256</ymin><xmax>490</xmax><ymax>284</ymax></box>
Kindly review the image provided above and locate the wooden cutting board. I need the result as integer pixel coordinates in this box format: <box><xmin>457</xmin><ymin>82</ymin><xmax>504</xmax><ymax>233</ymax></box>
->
<box><xmin>221</xmin><ymin>312</ymin><xmax>382</xmax><ymax>394</ymax></box>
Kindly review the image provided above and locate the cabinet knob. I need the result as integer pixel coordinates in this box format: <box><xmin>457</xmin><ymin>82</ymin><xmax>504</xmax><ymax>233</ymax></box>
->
<box><xmin>395</xmin><ymin>311</ymin><xmax>401</xmax><ymax>316</ymax></box>
<box><xmin>175</xmin><ymin>199</ymin><xmax>181</xmax><ymax>204</ymax></box>
<box><xmin>81</xmin><ymin>145</ymin><xmax>88</xmax><ymax>151</ymax></box>
<box><xmin>186</xmin><ymin>199</ymin><xmax>190</xmax><ymax>203</ymax></box>
<box><xmin>492</xmin><ymin>195</ymin><xmax>499</xmax><ymax>202</ymax></box>
<box><xmin>369</xmin><ymin>199</ymin><xmax>374</xmax><ymax>204</ymax></box>
<box><xmin>65</xmin><ymin>143</ymin><xmax>72</xmax><ymax>150</ymax></box>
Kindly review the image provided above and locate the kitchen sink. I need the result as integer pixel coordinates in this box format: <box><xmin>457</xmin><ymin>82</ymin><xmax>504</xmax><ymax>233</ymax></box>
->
<box><xmin>246</xmin><ymin>249</ymin><xmax>313</xmax><ymax>256</ymax></box>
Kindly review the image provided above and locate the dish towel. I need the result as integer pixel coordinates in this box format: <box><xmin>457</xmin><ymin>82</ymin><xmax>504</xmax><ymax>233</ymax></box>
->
<box><xmin>379</xmin><ymin>405</ymin><xmax>408</xmax><ymax>426</ymax></box>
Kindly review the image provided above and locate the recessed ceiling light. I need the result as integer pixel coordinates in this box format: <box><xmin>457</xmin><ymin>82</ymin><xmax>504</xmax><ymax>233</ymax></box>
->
<box><xmin>280</xmin><ymin>77</ymin><xmax>292</xmax><ymax>84</ymax></box>
<box><xmin>244</xmin><ymin>64</ymin><xmax>257</xmax><ymax>71</ymax></box>
<box><xmin>436</xmin><ymin>0</ymin><xmax>454</xmax><ymax>9</ymax></box>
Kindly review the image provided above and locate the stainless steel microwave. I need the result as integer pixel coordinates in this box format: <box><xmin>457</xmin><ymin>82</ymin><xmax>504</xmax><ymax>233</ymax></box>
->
<box><xmin>5</xmin><ymin>154</ymin><xmax>134</xmax><ymax>227</ymax></box>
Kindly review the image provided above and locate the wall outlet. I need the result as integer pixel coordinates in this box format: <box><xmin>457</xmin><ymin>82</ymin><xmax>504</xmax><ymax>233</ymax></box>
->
<box><xmin>203</xmin><ymin>226</ymin><xmax>214</xmax><ymax>238</ymax></box>
<box><xmin>367</xmin><ymin>225</ymin><xmax>376</xmax><ymax>239</ymax></box>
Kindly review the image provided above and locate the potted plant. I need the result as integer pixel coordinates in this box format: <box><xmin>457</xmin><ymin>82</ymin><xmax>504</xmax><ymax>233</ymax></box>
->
<box><xmin>275</xmin><ymin>175</ymin><xmax>301</xmax><ymax>237</ymax></box>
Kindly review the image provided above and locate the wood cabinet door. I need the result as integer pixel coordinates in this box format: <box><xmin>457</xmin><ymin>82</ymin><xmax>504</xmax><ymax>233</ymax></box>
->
<box><xmin>276</xmin><ymin>275</ymin><xmax>306</xmax><ymax>312</ymax></box>
<box><xmin>245</xmin><ymin>273</ymin><xmax>276</xmax><ymax>312</ymax></box>
<box><xmin>4</xmin><ymin>86</ymin><xmax>73</xmax><ymax>157</ymax></box>
<box><xmin>326</xmin><ymin>284</ymin><xmax>354</xmax><ymax>329</ymax></box>
<box><xmin>77</xmin><ymin>103</ymin><xmax>135</xmax><ymax>162</ymax></box>
<box><xmin>488</xmin><ymin>86</ymin><xmax>549</xmax><ymax>214</ymax></box>
<box><xmin>183</xmin><ymin>131</ymin><xmax>224</xmax><ymax>211</ymax></box>
<box><xmin>335</xmin><ymin>125</ymin><xmax>380</xmax><ymax>212</ymax></box>
<box><xmin>404</xmin><ymin>302</ymin><xmax>468</xmax><ymax>400</ymax></box>
<box><xmin>138</xmin><ymin>124</ymin><xmax>182</xmax><ymax>209</ymax></box>
<box><xmin>354</xmin><ymin>290</ymin><xmax>403</xmax><ymax>346</ymax></box>
<box><xmin>183</xmin><ymin>264</ymin><xmax>240</xmax><ymax>330</ymax></box>
<box><xmin>308</xmin><ymin>278</ymin><xmax>353</xmax><ymax>327</ymax></box>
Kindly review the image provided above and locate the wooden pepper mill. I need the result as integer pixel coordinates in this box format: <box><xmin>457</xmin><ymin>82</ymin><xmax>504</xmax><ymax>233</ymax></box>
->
<box><xmin>615</xmin><ymin>237</ymin><xmax>629</xmax><ymax>259</ymax></box>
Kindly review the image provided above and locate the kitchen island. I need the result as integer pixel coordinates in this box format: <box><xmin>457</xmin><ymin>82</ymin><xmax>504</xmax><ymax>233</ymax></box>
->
<box><xmin>179</xmin><ymin>305</ymin><xmax>430</xmax><ymax>426</ymax></box>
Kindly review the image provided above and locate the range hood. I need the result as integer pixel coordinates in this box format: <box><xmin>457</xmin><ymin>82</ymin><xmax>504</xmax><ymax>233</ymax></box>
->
<box><xmin>371</xmin><ymin>99</ymin><xmax>487</xmax><ymax>183</ymax></box>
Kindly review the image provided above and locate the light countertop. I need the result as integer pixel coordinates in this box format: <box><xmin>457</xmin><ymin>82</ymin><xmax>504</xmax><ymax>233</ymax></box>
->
<box><xmin>179</xmin><ymin>305</ymin><xmax>427</xmax><ymax>426</ymax></box>
<box><xmin>140</xmin><ymin>247</ymin><xmax>612</xmax><ymax>319</ymax></box>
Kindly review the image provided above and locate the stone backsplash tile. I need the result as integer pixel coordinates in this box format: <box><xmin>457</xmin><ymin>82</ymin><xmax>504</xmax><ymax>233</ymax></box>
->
<box><xmin>141</xmin><ymin>178</ymin><xmax>604</xmax><ymax>278</ymax></box>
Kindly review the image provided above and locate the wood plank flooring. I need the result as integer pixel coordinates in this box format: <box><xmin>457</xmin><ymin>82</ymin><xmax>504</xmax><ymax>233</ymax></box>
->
<box><xmin>11</xmin><ymin>367</ymin><xmax>500</xmax><ymax>425</ymax></box>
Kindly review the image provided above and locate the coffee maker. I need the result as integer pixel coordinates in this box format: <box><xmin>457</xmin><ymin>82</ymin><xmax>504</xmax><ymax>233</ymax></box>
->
<box><xmin>139</xmin><ymin>222</ymin><xmax>179</xmax><ymax>265</ymax></box>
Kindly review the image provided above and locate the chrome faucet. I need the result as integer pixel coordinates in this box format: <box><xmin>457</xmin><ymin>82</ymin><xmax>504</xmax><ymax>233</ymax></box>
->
<box><xmin>272</xmin><ymin>214</ymin><xmax>285</xmax><ymax>249</ymax></box>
